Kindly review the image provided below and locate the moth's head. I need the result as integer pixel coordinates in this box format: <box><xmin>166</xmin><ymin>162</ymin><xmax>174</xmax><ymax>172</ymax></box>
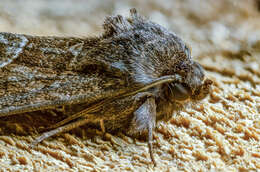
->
<box><xmin>164</xmin><ymin>61</ymin><xmax>212</xmax><ymax>102</ymax></box>
<box><xmin>187</xmin><ymin>62</ymin><xmax>213</xmax><ymax>100</ymax></box>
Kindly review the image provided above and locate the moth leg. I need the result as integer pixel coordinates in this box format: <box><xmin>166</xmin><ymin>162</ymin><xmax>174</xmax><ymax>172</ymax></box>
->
<box><xmin>47</xmin><ymin>113</ymin><xmax>84</xmax><ymax>130</ymax></box>
<box><xmin>148</xmin><ymin>121</ymin><xmax>156</xmax><ymax>167</ymax></box>
<box><xmin>99</xmin><ymin>119</ymin><xmax>106</xmax><ymax>133</ymax></box>
<box><xmin>47</xmin><ymin>103</ymin><xmax>102</xmax><ymax>130</ymax></box>
<box><xmin>31</xmin><ymin>117</ymin><xmax>100</xmax><ymax>147</ymax></box>
<box><xmin>128</xmin><ymin>96</ymin><xmax>157</xmax><ymax>166</ymax></box>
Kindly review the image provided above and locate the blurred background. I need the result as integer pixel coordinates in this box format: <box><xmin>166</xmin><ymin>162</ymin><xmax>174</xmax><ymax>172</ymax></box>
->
<box><xmin>0</xmin><ymin>0</ymin><xmax>259</xmax><ymax>171</ymax></box>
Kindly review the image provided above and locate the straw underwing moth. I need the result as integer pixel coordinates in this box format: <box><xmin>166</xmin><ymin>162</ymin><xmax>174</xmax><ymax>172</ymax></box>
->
<box><xmin>0</xmin><ymin>9</ymin><xmax>212</xmax><ymax>166</ymax></box>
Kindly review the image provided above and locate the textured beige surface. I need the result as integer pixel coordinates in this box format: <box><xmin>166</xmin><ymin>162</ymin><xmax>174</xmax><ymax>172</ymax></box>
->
<box><xmin>0</xmin><ymin>0</ymin><xmax>259</xmax><ymax>171</ymax></box>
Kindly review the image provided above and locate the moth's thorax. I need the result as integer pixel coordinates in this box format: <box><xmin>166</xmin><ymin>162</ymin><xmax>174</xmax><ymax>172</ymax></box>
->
<box><xmin>102</xmin><ymin>9</ymin><xmax>194</xmax><ymax>87</ymax></box>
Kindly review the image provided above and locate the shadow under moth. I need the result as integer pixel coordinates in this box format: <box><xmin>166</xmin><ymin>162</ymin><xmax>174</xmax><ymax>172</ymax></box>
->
<box><xmin>0</xmin><ymin>9</ymin><xmax>212</xmax><ymax>166</ymax></box>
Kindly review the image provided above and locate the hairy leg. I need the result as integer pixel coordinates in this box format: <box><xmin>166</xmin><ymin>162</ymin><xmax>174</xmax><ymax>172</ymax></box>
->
<box><xmin>31</xmin><ymin>117</ymin><xmax>100</xmax><ymax>147</ymax></box>
<box><xmin>127</xmin><ymin>97</ymin><xmax>157</xmax><ymax>166</ymax></box>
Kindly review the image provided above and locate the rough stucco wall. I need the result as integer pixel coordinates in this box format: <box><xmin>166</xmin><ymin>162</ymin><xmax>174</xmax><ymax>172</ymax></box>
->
<box><xmin>0</xmin><ymin>0</ymin><xmax>259</xmax><ymax>171</ymax></box>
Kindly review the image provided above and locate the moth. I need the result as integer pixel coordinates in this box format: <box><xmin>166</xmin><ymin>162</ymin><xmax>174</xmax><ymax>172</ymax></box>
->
<box><xmin>0</xmin><ymin>9</ymin><xmax>212</xmax><ymax>166</ymax></box>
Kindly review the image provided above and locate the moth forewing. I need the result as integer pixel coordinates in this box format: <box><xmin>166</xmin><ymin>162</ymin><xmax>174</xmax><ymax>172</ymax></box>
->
<box><xmin>0</xmin><ymin>32</ymin><xmax>139</xmax><ymax>117</ymax></box>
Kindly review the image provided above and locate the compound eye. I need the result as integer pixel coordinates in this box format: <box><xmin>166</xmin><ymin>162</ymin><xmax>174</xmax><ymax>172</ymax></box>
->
<box><xmin>171</xmin><ymin>83</ymin><xmax>191</xmax><ymax>101</ymax></box>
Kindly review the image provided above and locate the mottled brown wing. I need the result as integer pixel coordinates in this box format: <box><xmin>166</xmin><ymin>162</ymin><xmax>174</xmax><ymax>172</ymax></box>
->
<box><xmin>0</xmin><ymin>32</ymin><xmax>133</xmax><ymax>116</ymax></box>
